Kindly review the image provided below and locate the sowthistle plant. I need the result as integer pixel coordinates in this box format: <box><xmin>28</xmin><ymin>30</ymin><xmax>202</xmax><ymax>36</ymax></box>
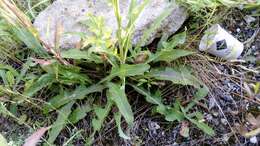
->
<box><xmin>2</xmin><ymin>0</ymin><xmax>246</xmax><ymax>145</ymax></box>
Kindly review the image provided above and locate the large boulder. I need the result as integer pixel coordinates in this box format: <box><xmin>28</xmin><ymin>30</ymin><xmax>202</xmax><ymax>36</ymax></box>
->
<box><xmin>34</xmin><ymin>0</ymin><xmax>187</xmax><ymax>49</ymax></box>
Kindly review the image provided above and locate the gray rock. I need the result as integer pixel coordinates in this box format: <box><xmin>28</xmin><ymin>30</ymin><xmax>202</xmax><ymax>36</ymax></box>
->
<box><xmin>34</xmin><ymin>0</ymin><xmax>187</xmax><ymax>49</ymax></box>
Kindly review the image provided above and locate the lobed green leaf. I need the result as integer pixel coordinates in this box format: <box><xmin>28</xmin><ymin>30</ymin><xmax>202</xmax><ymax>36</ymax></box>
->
<box><xmin>24</xmin><ymin>73</ymin><xmax>55</xmax><ymax>97</ymax></box>
<box><xmin>152</xmin><ymin>49</ymin><xmax>194</xmax><ymax>63</ymax></box>
<box><xmin>108</xmin><ymin>83</ymin><xmax>134</xmax><ymax>125</ymax></box>
<box><xmin>114</xmin><ymin>112</ymin><xmax>131</xmax><ymax>140</ymax></box>
<box><xmin>92</xmin><ymin>102</ymin><xmax>112</xmax><ymax>132</ymax></box>
<box><xmin>68</xmin><ymin>103</ymin><xmax>92</xmax><ymax>124</ymax></box>
<box><xmin>47</xmin><ymin>102</ymin><xmax>74</xmax><ymax>144</ymax></box>
<box><xmin>149</xmin><ymin>67</ymin><xmax>202</xmax><ymax>88</ymax></box>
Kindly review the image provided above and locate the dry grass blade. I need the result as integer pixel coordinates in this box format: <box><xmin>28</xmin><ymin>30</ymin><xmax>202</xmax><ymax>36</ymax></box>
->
<box><xmin>0</xmin><ymin>0</ymin><xmax>32</xmax><ymax>28</ymax></box>
<box><xmin>244</xmin><ymin>82</ymin><xmax>254</xmax><ymax>98</ymax></box>
<box><xmin>23</xmin><ymin>127</ymin><xmax>50</xmax><ymax>146</ymax></box>
<box><xmin>244</xmin><ymin>128</ymin><xmax>260</xmax><ymax>138</ymax></box>
<box><xmin>0</xmin><ymin>0</ymin><xmax>69</xmax><ymax>65</ymax></box>
<box><xmin>54</xmin><ymin>20</ymin><xmax>64</xmax><ymax>51</ymax></box>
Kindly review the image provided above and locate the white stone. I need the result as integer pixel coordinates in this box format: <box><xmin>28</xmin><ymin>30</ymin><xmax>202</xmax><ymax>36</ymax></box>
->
<box><xmin>250</xmin><ymin>136</ymin><xmax>258</xmax><ymax>144</ymax></box>
<box><xmin>221</xmin><ymin>118</ymin><xmax>228</xmax><ymax>125</ymax></box>
<box><xmin>236</xmin><ymin>28</ymin><xmax>241</xmax><ymax>33</ymax></box>
<box><xmin>244</xmin><ymin>15</ymin><xmax>256</xmax><ymax>24</ymax></box>
<box><xmin>34</xmin><ymin>0</ymin><xmax>187</xmax><ymax>49</ymax></box>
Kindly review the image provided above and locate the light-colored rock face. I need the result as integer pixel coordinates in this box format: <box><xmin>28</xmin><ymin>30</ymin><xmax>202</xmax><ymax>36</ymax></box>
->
<box><xmin>34</xmin><ymin>0</ymin><xmax>187</xmax><ymax>49</ymax></box>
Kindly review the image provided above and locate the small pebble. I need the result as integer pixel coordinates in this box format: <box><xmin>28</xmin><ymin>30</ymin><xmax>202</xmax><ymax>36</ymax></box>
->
<box><xmin>250</xmin><ymin>136</ymin><xmax>258</xmax><ymax>144</ymax></box>
<box><xmin>149</xmin><ymin>121</ymin><xmax>160</xmax><ymax>130</ymax></box>
<box><xmin>244</xmin><ymin>15</ymin><xmax>256</xmax><ymax>24</ymax></box>
<box><xmin>246</xmin><ymin>103</ymin><xmax>249</xmax><ymax>110</ymax></box>
<box><xmin>213</xmin><ymin>118</ymin><xmax>220</xmax><ymax>126</ymax></box>
<box><xmin>205</xmin><ymin>114</ymin><xmax>213</xmax><ymax>121</ymax></box>
<box><xmin>223</xmin><ymin>79</ymin><xmax>230</xmax><ymax>85</ymax></box>
<box><xmin>222</xmin><ymin>134</ymin><xmax>230</xmax><ymax>142</ymax></box>
<box><xmin>8</xmin><ymin>141</ymin><xmax>14</xmax><ymax>146</ymax></box>
<box><xmin>161</xmin><ymin>131</ymin><xmax>165</xmax><ymax>136</ymax></box>
<box><xmin>223</xmin><ymin>94</ymin><xmax>233</xmax><ymax>102</ymax></box>
<box><xmin>221</xmin><ymin>118</ymin><xmax>228</xmax><ymax>125</ymax></box>
<box><xmin>236</xmin><ymin>28</ymin><xmax>241</xmax><ymax>33</ymax></box>
<box><xmin>219</xmin><ymin>99</ymin><xmax>226</xmax><ymax>106</ymax></box>
<box><xmin>218</xmin><ymin>65</ymin><xmax>225</xmax><ymax>71</ymax></box>
<box><xmin>208</xmin><ymin>97</ymin><xmax>216</xmax><ymax>109</ymax></box>
<box><xmin>213</xmin><ymin>112</ymin><xmax>219</xmax><ymax>117</ymax></box>
<box><xmin>230</xmin><ymin>110</ymin><xmax>239</xmax><ymax>115</ymax></box>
